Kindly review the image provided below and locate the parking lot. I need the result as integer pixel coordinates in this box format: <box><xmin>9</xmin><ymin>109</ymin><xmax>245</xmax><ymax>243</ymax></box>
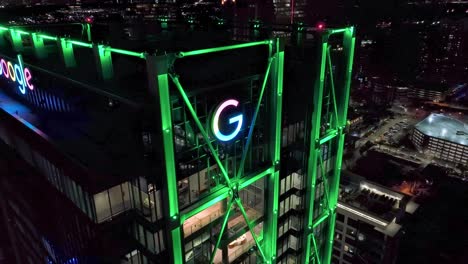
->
<box><xmin>362</xmin><ymin>114</ymin><xmax>418</xmax><ymax>146</ymax></box>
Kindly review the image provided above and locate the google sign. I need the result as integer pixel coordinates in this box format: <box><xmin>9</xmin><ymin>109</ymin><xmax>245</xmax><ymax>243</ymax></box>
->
<box><xmin>0</xmin><ymin>54</ymin><xmax>34</xmax><ymax>94</ymax></box>
<box><xmin>212</xmin><ymin>99</ymin><xmax>244</xmax><ymax>142</ymax></box>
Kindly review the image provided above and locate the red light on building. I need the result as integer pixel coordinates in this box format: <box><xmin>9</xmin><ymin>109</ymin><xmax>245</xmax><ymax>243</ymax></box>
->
<box><xmin>85</xmin><ymin>17</ymin><xmax>93</xmax><ymax>24</ymax></box>
<box><xmin>317</xmin><ymin>22</ymin><xmax>326</xmax><ymax>30</ymax></box>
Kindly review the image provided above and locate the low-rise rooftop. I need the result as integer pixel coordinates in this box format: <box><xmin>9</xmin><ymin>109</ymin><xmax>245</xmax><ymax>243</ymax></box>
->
<box><xmin>338</xmin><ymin>171</ymin><xmax>418</xmax><ymax>236</ymax></box>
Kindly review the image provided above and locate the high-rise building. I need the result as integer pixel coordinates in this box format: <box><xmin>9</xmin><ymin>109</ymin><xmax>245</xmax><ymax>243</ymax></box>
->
<box><xmin>0</xmin><ymin>20</ymin><xmax>354</xmax><ymax>264</ymax></box>
<box><xmin>332</xmin><ymin>171</ymin><xmax>419</xmax><ymax>264</ymax></box>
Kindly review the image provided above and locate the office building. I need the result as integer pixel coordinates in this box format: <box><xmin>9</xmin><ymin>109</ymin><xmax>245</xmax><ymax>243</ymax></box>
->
<box><xmin>0</xmin><ymin>20</ymin><xmax>354</xmax><ymax>264</ymax></box>
<box><xmin>332</xmin><ymin>172</ymin><xmax>418</xmax><ymax>264</ymax></box>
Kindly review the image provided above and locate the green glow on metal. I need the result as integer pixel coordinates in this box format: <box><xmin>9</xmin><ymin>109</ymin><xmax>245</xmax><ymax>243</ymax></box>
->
<box><xmin>238</xmin><ymin>168</ymin><xmax>272</xmax><ymax>190</ymax></box>
<box><xmin>181</xmin><ymin>190</ymin><xmax>230</xmax><ymax>222</ymax></box>
<box><xmin>58</xmin><ymin>38</ymin><xmax>77</xmax><ymax>68</ymax></box>
<box><xmin>319</xmin><ymin>129</ymin><xmax>338</xmax><ymax>145</ymax></box>
<box><xmin>177</xmin><ymin>40</ymin><xmax>270</xmax><ymax>58</ymax></box>
<box><xmin>165</xmin><ymin>39</ymin><xmax>285</xmax><ymax>264</ymax></box>
<box><xmin>236</xmin><ymin>57</ymin><xmax>273</xmax><ymax>178</ymax></box>
<box><xmin>323</xmin><ymin>27</ymin><xmax>356</xmax><ymax>264</ymax></box>
<box><xmin>327</xmin><ymin>47</ymin><xmax>339</xmax><ymax>126</ymax></box>
<box><xmin>311</xmin><ymin>234</ymin><xmax>322</xmax><ymax>264</ymax></box>
<box><xmin>158</xmin><ymin>73</ymin><xmax>179</xmax><ymax>217</ymax></box>
<box><xmin>38</xmin><ymin>34</ymin><xmax>57</xmax><ymax>41</ymax></box>
<box><xmin>329</xmin><ymin>28</ymin><xmax>347</xmax><ymax>34</ymax></box>
<box><xmin>170</xmin><ymin>228</ymin><xmax>183</xmax><ymax>264</ymax></box>
<box><xmin>107</xmin><ymin>47</ymin><xmax>145</xmax><ymax>59</ymax></box>
<box><xmin>209</xmin><ymin>198</ymin><xmax>234</xmax><ymax>264</ymax></box>
<box><xmin>9</xmin><ymin>29</ymin><xmax>24</xmax><ymax>52</ymax></box>
<box><xmin>0</xmin><ymin>26</ymin><xmax>8</xmax><ymax>31</ymax></box>
<box><xmin>264</xmin><ymin>39</ymin><xmax>284</xmax><ymax>261</ymax></box>
<box><xmin>154</xmin><ymin>61</ymin><xmax>184</xmax><ymax>264</ymax></box>
<box><xmin>301</xmin><ymin>27</ymin><xmax>355</xmax><ymax>264</ymax></box>
<box><xmin>31</xmin><ymin>33</ymin><xmax>47</xmax><ymax>59</ymax></box>
<box><xmin>318</xmin><ymin>155</ymin><xmax>331</xmax><ymax>206</ymax></box>
<box><xmin>235</xmin><ymin>198</ymin><xmax>267</xmax><ymax>262</ymax></box>
<box><xmin>15</xmin><ymin>30</ymin><xmax>30</xmax><ymax>35</ymax></box>
<box><xmin>313</xmin><ymin>211</ymin><xmax>330</xmax><ymax>229</ymax></box>
<box><xmin>67</xmin><ymin>40</ymin><xmax>93</xmax><ymax>48</ymax></box>
<box><xmin>303</xmin><ymin>38</ymin><xmax>328</xmax><ymax>264</ymax></box>
<box><xmin>83</xmin><ymin>23</ymin><xmax>92</xmax><ymax>42</ymax></box>
<box><xmin>96</xmin><ymin>45</ymin><xmax>114</xmax><ymax>80</ymax></box>
<box><xmin>170</xmin><ymin>74</ymin><xmax>232</xmax><ymax>187</ymax></box>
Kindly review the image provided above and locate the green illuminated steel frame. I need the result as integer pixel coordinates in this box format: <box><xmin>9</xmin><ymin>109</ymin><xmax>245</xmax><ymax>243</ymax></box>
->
<box><xmin>0</xmin><ymin>21</ymin><xmax>355</xmax><ymax>263</ymax></box>
<box><xmin>0</xmin><ymin>24</ymin><xmax>146</xmax><ymax>80</ymax></box>
<box><xmin>147</xmin><ymin>39</ymin><xmax>284</xmax><ymax>264</ymax></box>
<box><xmin>301</xmin><ymin>27</ymin><xmax>355</xmax><ymax>264</ymax></box>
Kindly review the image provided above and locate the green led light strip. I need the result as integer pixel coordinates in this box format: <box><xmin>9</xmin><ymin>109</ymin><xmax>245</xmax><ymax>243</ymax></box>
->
<box><xmin>177</xmin><ymin>40</ymin><xmax>271</xmax><ymax>58</ymax></box>
<box><xmin>0</xmin><ymin>25</ymin><xmax>145</xmax><ymax>59</ymax></box>
<box><xmin>106</xmin><ymin>47</ymin><xmax>146</xmax><ymax>59</ymax></box>
<box><xmin>37</xmin><ymin>34</ymin><xmax>57</xmax><ymax>41</ymax></box>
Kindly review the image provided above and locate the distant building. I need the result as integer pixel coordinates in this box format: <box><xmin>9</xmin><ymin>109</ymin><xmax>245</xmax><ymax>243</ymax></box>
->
<box><xmin>411</xmin><ymin>113</ymin><xmax>468</xmax><ymax>165</ymax></box>
<box><xmin>393</xmin><ymin>86</ymin><xmax>409</xmax><ymax>104</ymax></box>
<box><xmin>408</xmin><ymin>84</ymin><xmax>448</xmax><ymax>102</ymax></box>
<box><xmin>368</xmin><ymin>77</ymin><xmax>395</xmax><ymax>107</ymax></box>
<box><xmin>332</xmin><ymin>171</ymin><xmax>419</xmax><ymax>264</ymax></box>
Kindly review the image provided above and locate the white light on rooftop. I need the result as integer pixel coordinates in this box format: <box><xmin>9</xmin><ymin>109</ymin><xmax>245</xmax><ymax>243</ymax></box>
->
<box><xmin>337</xmin><ymin>203</ymin><xmax>389</xmax><ymax>227</ymax></box>
<box><xmin>441</xmin><ymin>128</ymin><xmax>447</xmax><ymax>136</ymax></box>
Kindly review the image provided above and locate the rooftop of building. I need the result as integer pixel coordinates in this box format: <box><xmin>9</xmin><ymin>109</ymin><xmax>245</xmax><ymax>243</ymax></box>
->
<box><xmin>415</xmin><ymin>113</ymin><xmax>468</xmax><ymax>146</ymax></box>
<box><xmin>338</xmin><ymin>171</ymin><xmax>418</xmax><ymax>237</ymax></box>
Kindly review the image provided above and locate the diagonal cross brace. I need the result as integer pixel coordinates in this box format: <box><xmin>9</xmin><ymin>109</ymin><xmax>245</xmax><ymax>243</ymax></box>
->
<box><xmin>236</xmin><ymin>57</ymin><xmax>275</xmax><ymax>179</ymax></box>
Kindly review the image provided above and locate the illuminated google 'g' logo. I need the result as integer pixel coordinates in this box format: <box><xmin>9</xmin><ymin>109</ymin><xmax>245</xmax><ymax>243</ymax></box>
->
<box><xmin>0</xmin><ymin>54</ymin><xmax>34</xmax><ymax>95</ymax></box>
<box><xmin>212</xmin><ymin>99</ymin><xmax>243</xmax><ymax>142</ymax></box>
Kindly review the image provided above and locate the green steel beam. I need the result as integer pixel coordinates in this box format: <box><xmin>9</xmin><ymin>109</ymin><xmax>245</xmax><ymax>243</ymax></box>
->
<box><xmin>327</xmin><ymin>47</ymin><xmax>339</xmax><ymax>127</ymax></box>
<box><xmin>9</xmin><ymin>29</ymin><xmax>24</xmax><ymax>52</ymax></box>
<box><xmin>37</xmin><ymin>34</ymin><xmax>57</xmax><ymax>41</ymax></box>
<box><xmin>319</xmin><ymin>129</ymin><xmax>338</xmax><ymax>145</ymax></box>
<box><xmin>166</xmin><ymin>39</ymin><xmax>284</xmax><ymax>264</ymax></box>
<box><xmin>236</xmin><ymin>56</ymin><xmax>273</xmax><ymax>179</ymax></box>
<box><xmin>302</xmin><ymin>33</ymin><xmax>329</xmax><ymax>264</ymax></box>
<box><xmin>264</xmin><ymin>38</ymin><xmax>284</xmax><ymax>263</ymax></box>
<box><xmin>94</xmin><ymin>45</ymin><xmax>114</xmax><ymax>80</ymax></box>
<box><xmin>181</xmin><ymin>167</ymin><xmax>271</xmax><ymax>223</ymax></box>
<box><xmin>107</xmin><ymin>47</ymin><xmax>146</xmax><ymax>59</ymax></box>
<box><xmin>313</xmin><ymin>211</ymin><xmax>330</xmax><ymax>229</ymax></box>
<box><xmin>68</xmin><ymin>40</ymin><xmax>93</xmax><ymax>48</ymax></box>
<box><xmin>31</xmin><ymin>33</ymin><xmax>47</xmax><ymax>59</ymax></box>
<box><xmin>15</xmin><ymin>30</ymin><xmax>30</xmax><ymax>35</ymax></box>
<box><xmin>300</xmin><ymin>27</ymin><xmax>355</xmax><ymax>264</ymax></box>
<box><xmin>209</xmin><ymin>197</ymin><xmax>234</xmax><ymax>264</ymax></box>
<box><xmin>329</xmin><ymin>28</ymin><xmax>348</xmax><ymax>35</ymax></box>
<box><xmin>238</xmin><ymin>168</ymin><xmax>272</xmax><ymax>190</ymax></box>
<box><xmin>82</xmin><ymin>23</ymin><xmax>92</xmax><ymax>42</ymax></box>
<box><xmin>322</xmin><ymin>27</ymin><xmax>355</xmax><ymax>264</ymax></box>
<box><xmin>181</xmin><ymin>189</ymin><xmax>230</xmax><ymax>222</ymax></box>
<box><xmin>146</xmin><ymin>55</ymin><xmax>183</xmax><ymax>264</ymax></box>
<box><xmin>311</xmin><ymin>234</ymin><xmax>322</xmax><ymax>264</ymax></box>
<box><xmin>170</xmin><ymin>74</ymin><xmax>232</xmax><ymax>187</ymax></box>
<box><xmin>57</xmin><ymin>38</ymin><xmax>77</xmax><ymax>68</ymax></box>
<box><xmin>176</xmin><ymin>40</ymin><xmax>271</xmax><ymax>58</ymax></box>
<box><xmin>235</xmin><ymin>197</ymin><xmax>268</xmax><ymax>262</ymax></box>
